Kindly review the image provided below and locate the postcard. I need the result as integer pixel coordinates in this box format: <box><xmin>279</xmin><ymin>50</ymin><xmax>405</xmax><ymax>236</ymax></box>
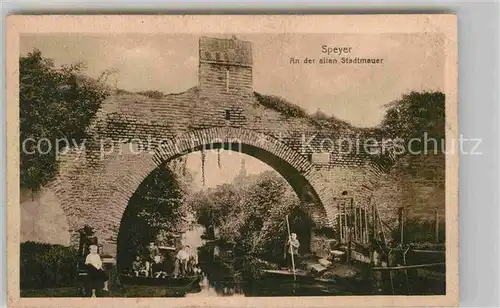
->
<box><xmin>6</xmin><ymin>15</ymin><xmax>458</xmax><ymax>307</ymax></box>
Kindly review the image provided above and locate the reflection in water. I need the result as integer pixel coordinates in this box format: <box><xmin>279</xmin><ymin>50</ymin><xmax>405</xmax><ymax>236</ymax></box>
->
<box><xmin>186</xmin><ymin>276</ymin><xmax>218</xmax><ymax>297</ymax></box>
<box><xmin>181</xmin><ymin>222</ymin><xmax>363</xmax><ymax>297</ymax></box>
<box><xmin>119</xmin><ymin>221</ymin><xmax>368</xmax><ymax>297</ymax></box>
<box><xmin>187</xmin><ymin>276</ymin><xmax>245</xmax><ymax>297</ymax></box>
<box><xmin>120</xmin><ymin>222</ymin><xmax>444</xmax><ymax>297</ymax></box>
<box><xmin>182</xmin><ymin>224</ymin><xmax>247</xmax><ymax>297</ymax></box>
<box><xmin>182</xmin><ymin>228</ymin><xmax>347</xmax><ymax>297</ymax></box>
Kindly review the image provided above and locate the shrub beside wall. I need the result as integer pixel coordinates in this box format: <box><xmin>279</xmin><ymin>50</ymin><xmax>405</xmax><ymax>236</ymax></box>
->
<box><xmin>20</xmin><ymin>241</ymin><xmax>78</xmax><ymax>289</ymax></box>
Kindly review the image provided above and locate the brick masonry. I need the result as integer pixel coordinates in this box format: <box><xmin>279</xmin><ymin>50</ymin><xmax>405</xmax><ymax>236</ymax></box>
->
<box><xmin>35</xmin><ymin>36</ymin><xmax>445</xmax><ymax>253</ymax></box>
<box><xmin>374</xmin><ymin>154</ymin><xmax>445</xmax><ymax>227</ymax></box>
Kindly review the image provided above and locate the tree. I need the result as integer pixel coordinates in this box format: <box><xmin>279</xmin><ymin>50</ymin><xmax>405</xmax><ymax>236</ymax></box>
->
<box><xmin>20</xmin><ymin>49</ymin><xmax>111</xmax><ymax>194</ymax></box>
<box><xmin>380</xmin><ymin>91</ymin><xmax>445</xmax><ymax>154</ymax></box>
<box><xmin>116</xmin><ymin>162</ymin><xmax>189</xmax><ymax>269</ymax></box>
<box><xmin>190</xmin><ymin>170</ymin><xmax>315</xmax><ymax>272</ymax></box>
<box><xmin>366</xmin><ymin>91</ymin><xmax>446</xmax><ymax>172</ymax></box>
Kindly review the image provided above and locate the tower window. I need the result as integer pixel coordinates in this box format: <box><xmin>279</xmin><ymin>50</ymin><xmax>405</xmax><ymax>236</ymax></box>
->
<box><xmin>225</xmin><ymin>110</ymin><xmax>231</xmax><ymax>120</ymax></box>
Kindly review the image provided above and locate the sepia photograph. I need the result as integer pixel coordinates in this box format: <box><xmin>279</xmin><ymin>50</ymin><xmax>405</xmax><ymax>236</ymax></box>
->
<box><xmin>6</xmin><ymin>15</ymin><xmax>458</xmax><ymax>307</ymax></box>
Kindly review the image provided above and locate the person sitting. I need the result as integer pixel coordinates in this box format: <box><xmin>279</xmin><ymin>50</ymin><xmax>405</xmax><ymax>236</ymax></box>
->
<box><xmin>151</xmin><ymin>255</ymin><xmax>166</xmax><ymax>278</ymax></box>
<box><xmin>85</xmin><ymin>244</ymin><xmax>109</xmax><ymax>297</ymax></box>
<box><xmin>132</xmin><ymin>256</ymin><xmax>147</xmax><ymax>277</ymax></box>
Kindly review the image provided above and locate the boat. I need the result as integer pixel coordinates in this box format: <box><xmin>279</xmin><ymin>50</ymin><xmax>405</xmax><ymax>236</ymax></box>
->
<box><xmin>261</xmin><ymin>269</ymin><xmax>320</xmax><ymax>284</ymax></box>
<box><xmin>119</xmin><ymin>274</ymin><xmax>202</xmax><ymax>288</ymax></box>
<box><xmin>158</xmin><ymin>245</ymin><xmax>176</xmax><ymax>252</ymax></box>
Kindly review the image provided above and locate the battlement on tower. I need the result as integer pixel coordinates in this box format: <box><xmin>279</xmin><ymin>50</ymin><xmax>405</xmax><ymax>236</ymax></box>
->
<box><xmin>199</xmin><ymin>36</ymin><xmax>252</xmax><ymax>66</ymax></box>
<box><xmin>198</xmin><ymin>36</ymin><xmax>253</xmax><ymax>99</ymax></box>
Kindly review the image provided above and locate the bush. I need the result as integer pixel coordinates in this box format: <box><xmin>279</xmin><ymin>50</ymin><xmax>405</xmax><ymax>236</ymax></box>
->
<box><xmin>135</xmin><ymin>90</ymin><xmax>165</xmax><ymax>99</ymax></box>
<box><xmin>20</xmin><ymin>241</ymin><xmax>78</xmax><ymax>289</ymax></box>
<box><xmin>254</xmin><ymin>92</ymin><xmax>308</xmax><ymax>118</ymax></box>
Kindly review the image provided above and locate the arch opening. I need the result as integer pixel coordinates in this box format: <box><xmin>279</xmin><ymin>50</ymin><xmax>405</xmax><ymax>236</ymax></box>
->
<box><xmin>115</xmin><ymin>136</ymin><xmax>330</xmax><ymax>270</ymax></box>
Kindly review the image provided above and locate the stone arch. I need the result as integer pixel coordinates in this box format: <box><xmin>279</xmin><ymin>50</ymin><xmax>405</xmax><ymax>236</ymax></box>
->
<box><xmin>92</xmin><ymin>127</ymin><xmax>336</xmax><ymax>245</ymax></box>
<box><xmin>50</xmin><ymin>127</ymin><xmax>341</xmax><ymax>248</ymax></box>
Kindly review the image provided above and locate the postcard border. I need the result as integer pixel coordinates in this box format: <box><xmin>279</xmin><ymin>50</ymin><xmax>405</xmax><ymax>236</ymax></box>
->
<box><xmin>6</xmin><ymin>14</ymin><xmax>458</xmax><ymax>308</ymax></box>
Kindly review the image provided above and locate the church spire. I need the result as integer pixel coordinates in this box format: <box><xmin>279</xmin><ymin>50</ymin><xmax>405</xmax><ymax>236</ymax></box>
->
<box><xmin>238</xmin><ymin>157</ymin><xmax>247</xmax><ymax>178</ymax></box>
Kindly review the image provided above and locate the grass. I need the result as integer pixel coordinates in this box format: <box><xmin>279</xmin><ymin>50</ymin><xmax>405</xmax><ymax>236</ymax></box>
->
<box><xmin>20</xmin><ymin>284</ymin><xmax>198</xmax><ymax>298</ymax></box>
<box><xmin>21</xmin><ymin>287</ymin><xmax>82</xmax><ymax>298</ymax></box>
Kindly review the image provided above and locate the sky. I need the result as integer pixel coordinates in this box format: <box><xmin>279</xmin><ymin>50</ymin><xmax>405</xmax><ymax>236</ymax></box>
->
<box><xmin>20</xmin><ymin>33</ymin><xmax>444</xmax><ymax>188</ymax></box>
<box><xmin>185</xmin><ymin>151</ymin><xmax>271</xmax><ymax>190</ymax></box>
<box><xmin>20</xmin><ymin>33</ymin><xmax>444</xmax><ymax>128</ymax></box>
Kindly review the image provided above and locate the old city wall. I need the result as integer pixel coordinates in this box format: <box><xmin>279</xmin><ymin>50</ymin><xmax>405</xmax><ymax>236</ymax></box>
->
<box><xmin>28</xmin><ymin>36</ymin><xmax>444</xmax><ymax>256</ymax></box>
<box><xmin>373</xmin><ymin>154</ymin><xmax>446</xmax><ymax>242</ymax></box>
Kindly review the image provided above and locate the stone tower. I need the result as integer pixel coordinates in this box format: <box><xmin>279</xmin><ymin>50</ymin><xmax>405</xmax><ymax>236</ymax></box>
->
<box><xmin>198</xmin><ymin>36</ymin><xmax>253</xmax><ymax>105</ymax></box>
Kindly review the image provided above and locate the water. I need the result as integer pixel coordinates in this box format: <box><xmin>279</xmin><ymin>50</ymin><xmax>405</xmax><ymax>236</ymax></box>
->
<box><xmin>186</xmin><ymin>276</ymin><xmax>244</xmax><ymax>297</ymax></box>
<box><xmin>176</xmin><ymin>223</ymin><xmax>360</xmax><ymax>297</ymax></box>
<box><xmin>185</xmin><ymin>276</ymin><xmax>351</xmax><ymax>297</ymax></box>
<box><xmin>156</xmin><ymin>223</ymin><xmax>444</xmax><ymax>297</ymax></box>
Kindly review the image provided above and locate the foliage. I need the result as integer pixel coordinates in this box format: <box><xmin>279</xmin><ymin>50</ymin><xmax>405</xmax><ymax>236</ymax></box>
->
<box><xmin>191</xmin><ymin>184</ymin><xmax>240</xmax><ymax>229</ymax></box>
<box><xmin>253</xmin><ymin>90</ymin><xmax>446</xmax><ymax>175</ymax></box>
<box><xmin>254</xmin><ymin>92</ymin><xmax>309</xmax><ymax>118</ymax></box>
<box><xmin>20</xmin><ymin>49</ymin><xmax>111</xmax><ymax>193</ymax></box>
<box><xmin>135</xmin><ymin>90</ymin><xmax>165</xmax><ymax>99</ymax></box>
<box><xmin>190</xmin><ymin>170</ymin><xmax>315</xmax><ymax>278</ymax></box>
<box><xmin>254</xmin><ymin>92</ymin><xmax>355</xmax><ymax>133</ymax></box>
<box><xmin>20</xmin><ymin>241</ymin><xmax>78</xmax><ymax>289</ymax></box>
<box><xmin>116</xmin><ymin>162</ymin><xmax>190</xmax><ymax>269</ymax></box>
<box><xmin>365</xmin><ymin>91</ymin><xmax>446</xmax><ymax>172</ymax></box>
<box><xmin>380</xmin><ymin>91</ymin><xmax>445</xmax><ymax>154</ymax></box>
<box><xmin>309</xmin><ymin>110</ymin><xmax>352</xmax><ymax>130</ymax></box>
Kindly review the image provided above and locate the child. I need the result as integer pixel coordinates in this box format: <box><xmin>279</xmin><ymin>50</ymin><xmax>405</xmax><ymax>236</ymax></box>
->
<box><xmin>85</xmin><ymin>245</ymin><xmax>109</xmax><ymax>296</ymax></box>
<box><xmin>284</xmin><ymin>233</ymin><xmax>300</xmax><ymax>267</ymax></box>
<box><xmin>152</xmin><ymin>255</ymin><xmax>165</xmax><ymax>278</ymax></box>
<box><xmin>132</xmin><ymin>256</ymin><xmax>146</xmax><ymax>277</ymax></box>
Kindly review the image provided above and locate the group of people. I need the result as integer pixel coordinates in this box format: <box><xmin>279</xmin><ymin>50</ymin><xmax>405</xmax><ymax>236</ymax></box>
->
<box><xmin>131</xmin><ymin>242</ymin><xmax>201</xmax><ymax>278</ymax></box>
<box><xmin>82</xmin><ymin>229</ymin><xmax>300</xmax><ymax>296</ymax></box>
<box><xmin>81</xmin><ymin>240</ymin><xmax>202</xmax><ymax>296</ymax></box>
<box><xmin>132</xmin><ymin>241</ymin><xmax>161</xmax><ymax>278</ymax></box>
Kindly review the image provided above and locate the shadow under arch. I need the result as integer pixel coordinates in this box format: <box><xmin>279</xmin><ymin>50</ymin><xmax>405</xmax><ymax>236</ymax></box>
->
<box><xmin>116</xmin><ymin>140</ymin><xmax>326</xmax><ymax>270</ymax></box>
